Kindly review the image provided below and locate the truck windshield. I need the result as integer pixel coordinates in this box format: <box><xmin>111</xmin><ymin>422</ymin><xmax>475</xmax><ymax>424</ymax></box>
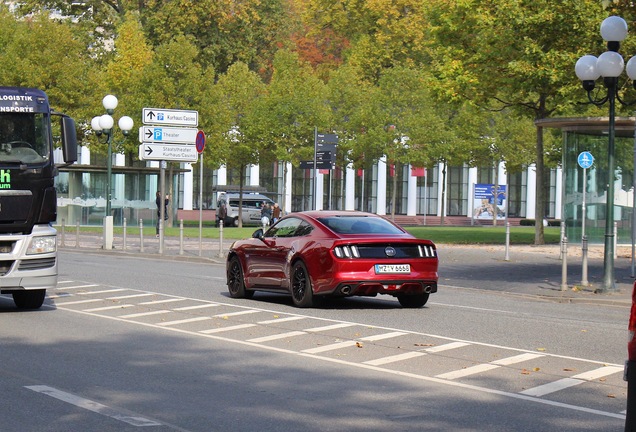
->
<box><xmin>0</xmin><ymin>113</ymin><xmax>49</xmax><ymax>164</ymax></box>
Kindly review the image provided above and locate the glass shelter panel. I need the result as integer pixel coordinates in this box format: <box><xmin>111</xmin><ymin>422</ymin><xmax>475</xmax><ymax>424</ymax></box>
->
<box><xmin>563</xmin><ymin>131</ymin><xmax>634</xmax><ymax>245</ymax></box>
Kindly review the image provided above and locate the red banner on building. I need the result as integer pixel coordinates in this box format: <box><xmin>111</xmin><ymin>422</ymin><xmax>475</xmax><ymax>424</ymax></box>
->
<box><xmin>411</xmin><ymin>167</ymin><xmax>426</xmax><ymax>177</ymax></box>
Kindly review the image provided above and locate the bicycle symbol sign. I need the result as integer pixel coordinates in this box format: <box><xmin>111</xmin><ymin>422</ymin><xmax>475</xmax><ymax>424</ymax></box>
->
<box><xmin>577</xmin><ymin>151</ymin><xmax>594</xmax><ymax>169</ymax></box>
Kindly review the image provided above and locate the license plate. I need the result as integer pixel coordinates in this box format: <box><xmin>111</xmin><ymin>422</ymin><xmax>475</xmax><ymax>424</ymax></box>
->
<box><xmin>375</xmin><ymin>264</ymin><xmax>410</xmax><ymax>274</ymax></box>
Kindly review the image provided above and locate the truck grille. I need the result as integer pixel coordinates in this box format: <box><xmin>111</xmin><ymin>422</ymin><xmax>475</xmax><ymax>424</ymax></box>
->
<box><xmin>0</xmin><ymin>241</ymin><xmax>15</xmax><ymax>253</ymax></box>
<box><xmin>18</xmin><ymin>257</ymin><xmax>55</xmax><ymax>271</ymax></box>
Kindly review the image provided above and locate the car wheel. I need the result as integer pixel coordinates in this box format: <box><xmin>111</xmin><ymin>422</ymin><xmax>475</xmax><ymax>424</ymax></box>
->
<box><xmin>227</xmin><ymin>257</ymin><xmax>254</xmax><ymax>299</ymax></box>
<box><xmin>291</xmin><ymin>261</ymin><xmax>314</xmax><ymax>308</ymax></box>
<box><xmin>12</xmin><ymin>289</ymin><xmax>46</xmax><ymax>309</ymax></box>
<box><xmin>397</xmin><ymin>293</ymin><xmax>429</xmax><ymax>308</ymax></box>
<box><xmin>233</xmin><ymin>217</ymin><xmax>239</xmax><ymax>227</ymax></box>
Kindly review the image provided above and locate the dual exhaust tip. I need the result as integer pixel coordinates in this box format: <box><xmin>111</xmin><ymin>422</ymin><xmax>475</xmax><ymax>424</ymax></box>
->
<box><xmin>338</xmin><ymin>283</ymin><xmax>434</xmax><ymax>296</ymax></box>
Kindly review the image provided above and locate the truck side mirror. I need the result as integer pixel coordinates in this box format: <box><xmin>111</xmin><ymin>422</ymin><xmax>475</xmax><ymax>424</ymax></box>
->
<box><xmin>60</xmin><ymin>116</ymin><xmax>78</xmax><ymax>164</ymax></box>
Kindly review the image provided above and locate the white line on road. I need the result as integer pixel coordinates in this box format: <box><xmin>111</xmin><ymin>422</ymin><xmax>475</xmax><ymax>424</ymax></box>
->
<box><xmin>520</xmin><ymin>366</ymin><xmax>624</xmax><ymax>397</ymax></box>
<box><xmin>83</xmin><ymin>304</ymin><xmax>135</xmax><ymax>312</ymax></box>
<box><xmin>305</xmin><ymin>323</ymin><xmax>356</xmax><ymax>332</ymax></box>
<box><xmin>247</xmin><ymin>331</ymin><xmax>307</xmax><ymax>343</ymax></box>
<box><xmin>364</xmin><ymin>352</ymin><xmax>426</xmax><ymax>366</ymax></box>
<box><xmin>173</xmin><ymin>303</ymin><xmax>220</xmax><ymax>311</ymax></box>
<box><xmin>26</xmin><ymin>385</ymin><xmax>162</xmax><ymax>427</ymax></box>
<box><xmin>424</xmin><ymin>342</ymin><xmax>471</xmax><ymax>353</ymax></box>
<box><xmin>213</xmin><ymin>310</ymin><xmax>261</xmax><ymax>318</ymax></box>
<box><xmin>119</xmin><ymin>310</ymin><xmax>172</xmax><ymax>319</ymax></box>
<box><xmin>437</xmin><ymin>353</ymin><xmax>545</xmax><ymax>380</ymax></box>
<box><xmin>158</xmin><ymin>316</ymin><xmax>212</xmax><ymax>327</ymax></box>
<box><xmin>258</xmin><ymin>316</ymin><xmax>306</xmax><ymax>324</ymax></box>
<box><xmin>199</xmin><ymin>324</ymin><xmax>256</xmax><ymax>334</ymax></box>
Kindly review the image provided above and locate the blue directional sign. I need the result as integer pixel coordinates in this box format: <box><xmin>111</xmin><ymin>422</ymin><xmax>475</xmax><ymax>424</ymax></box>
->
<box><xmin>577</xmin><ymin>151</ymin><xmax>594</xmax><ymax>169</ymax></box>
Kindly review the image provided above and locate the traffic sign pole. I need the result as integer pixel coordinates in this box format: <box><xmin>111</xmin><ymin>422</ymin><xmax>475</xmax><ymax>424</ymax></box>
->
<box><xmin>578</xmin><ymin>151</ymin><xmax>594</xmax><ymax>287</ymax></box>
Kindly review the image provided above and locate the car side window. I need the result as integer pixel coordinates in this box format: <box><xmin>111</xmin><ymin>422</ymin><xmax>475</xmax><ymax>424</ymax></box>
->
<box><xmin>294</xmin><ymin>221</ymin><xmax>313</xmax><ymax>237</ymax></box>
<box><xmin>265</xmin><ymin>217</ymin><xmax>301</xmax><ymax>238</ymax></box>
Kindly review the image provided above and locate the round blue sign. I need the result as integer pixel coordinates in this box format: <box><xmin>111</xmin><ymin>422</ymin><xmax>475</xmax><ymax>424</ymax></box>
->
<box><xmin>577</xmin><ymin>151</ymin><xmax>594</xmax><ymax>169</ymax></box>
<box><xmin>196</xmin><ymin>130</ymin><xmax>206</xmax><ymax>153</ymax></box>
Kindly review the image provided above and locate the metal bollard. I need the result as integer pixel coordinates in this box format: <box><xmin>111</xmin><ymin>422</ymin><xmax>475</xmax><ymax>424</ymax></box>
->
<box><xmin>581</xmin><ymin>235</ymin><xmax>589</xmax><ymax>286</ymax></box>
<box><xmin>75</xmin><ymin>219</ymin><xmax>80</xmax><ymax>248</ymax></box>
<box><xmin>559</xmin><ymin>222</ymin><xmax>565</xmax><ymax>260</ymax></box>
<box><xmin>139</xmin><ymin>218</ymin><xmax>144</xmax><ymax>253</ymax></box>
<box><xmin>60</xmin><ymin>218</ymin><xmax>65</xmax><ymax>247</ymax></box>
<box><xmin>615</xmin><ymin>222</ymin><xmax>618</xmax><ymax>260</ymax></box>
<box><xmin>179</xmin><ymin>219</ymin><xmax>184</xmax><ymax>255</ymax></box>
<box><xmin>504</xmin><ymin>222</ymin><xmax>510</xmax><ymax>261</ymax></box>
<box><xmin>123</xmin><ymin>218</ymin><xmax>127</xmax><ymax>251</ymax></box>
<box><xmin>561</xmin><ymin>236</ymin><xmax>568</xmax><ymax>291</ymax></box>
<box><xmin>219</xmin><ymin>220</ymin><xmax>224</xmax><ymax>258</ymax></box>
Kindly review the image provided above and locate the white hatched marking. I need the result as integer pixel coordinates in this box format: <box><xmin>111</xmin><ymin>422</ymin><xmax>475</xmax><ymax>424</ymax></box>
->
<box><xmin>82</xmin><ymin>304</ymin><xmax>135</xmax><ymax>312</ymax></box>
<box><xmin>361</xmin><ymin>331</ymin><xmax>407</xmax><ymax>342</ymax></box>
<box><xmin>79</xmin><ymin>289</ymin><xmax>127</xmax><ymax>295</ymax></box>
<box><xmin>173</xmin><ymin>304</ymin><xmax>219</xmax><ymax>311</ymax></box>
<box><xmin>364</xmin><ymin>352</ymin><xmax>426</xmax><ymax>366</ymax></box>
<box><xmin>119</xmin><ymin>310</ymin><xmax>172</xmax><ymax>319</ymax></box>
<box><xmin>572</xmin><ymin>366</ymin><xmax>623</xmax><ymax>381</ymax></box>
<box><xmin>106</xmin><ymin>293</ymin><xmax>154</xmax><ymax>300</ymax></box>
<box><xmin>520</xmin><ymin>366</ymin><xmax>624</xmax><ymax>398</ymax></box>
<box><xmin>26</xmin><ymin>385</ymin><xmax>161</xmax><ymax>427</ymax></box>
<box><xmin>47</xmin><ymin>293</ymin><xmax>73</xmax><ymax>299</ymax></box>
<box><xmin>437</xmin><ymin>353</ymin><xmax>544</xmax><ymax>380</ymax></box>
<box><xmin>305</xmin><ymin>323</ymin><xmax>356</xmax><ymax>332</ymax></box>
<box><xmin>199</xmin><ymin>324</ymin><xmax>256</xmax><ymax>334</ymax></box>
<box><xmin>436</xmin><ymin>363</ymin><xmax>501</xmax><ymax>380</ymax></box>
<box><xmin>213</xmin><ymin>310</ymin><xmax>260</xmax><ymax>318</ymax></box>
<box><xmin>247</xmin><ymin>331</ymin><xmax>307</xmax><ymax>343</ymax></box>
<box><xmin>158</xmin><ymin>316</ymin><xmax>212</xmax><ymax>327</ymax></box>
<box><xmin>520</xmin><ymin>378</ymin><xmax>583</xmax><ymax>397</ymax></box>
<box><xmin>258</xmin><ymin>316</ymin><xmax>306</xmax><ymax>325</ymax></box>
<box><xmin>424</xmin><ymin>342</ymin><xmax>470</xmax><ymax>353</ymax></box>
<box><xmin>53</xmin><ymin>299</ymin><xmax>103</xmax><ymax>306</ymax></box>
<box><xmin>491</xmin><ymin>353</ymin><xmax>545</xmax><ymax>366</ymax></box>
<box><xmin>302</xmin><ymin>341</ymin><xmax>358</xmax><ymax>354</ymax></box>
<box><xmin>139</xmin><ymin>298</ymin><xmax>187</xmax><ymax>305</ymax></box>
<box><xmin>56</xmin><ymin>284</ymin><xmax>99</xmax><ymax>290</ymax></box>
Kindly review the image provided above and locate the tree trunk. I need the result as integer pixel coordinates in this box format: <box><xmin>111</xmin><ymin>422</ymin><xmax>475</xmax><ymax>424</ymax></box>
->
<box><xmin>238</xmin><ymin>166</ymin><xmax>245</xmax><ymax>228</ymax></box>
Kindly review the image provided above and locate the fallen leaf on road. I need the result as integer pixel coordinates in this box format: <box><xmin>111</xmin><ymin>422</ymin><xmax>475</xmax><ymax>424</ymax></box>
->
<box><xmin>414</xmin><ymin>343</ymin><xmax>435</xmax><ymax>347</ymax></box>
<box><xmin>563</xmin><ymin>368</ymin><xmax>575</xmax><ymax>372</ymax></box>
<box><xmin>355</xmin><ymin>342</ymin><xmax>363</xmax><ymax>348</ymax></box>
<box><xmin>521</xmin><ymin>369</ymin><xmax>531</xmax><ymax>375</ymax></box>
<box><xmin>537</xmin><ymin>348</ymin><xmax>546</xmax><ymax>352</ymax></box>
<box><xmin>607</xmin><ymin>394</ymin><xmax>616</xmax><ymax>399</ymax></box>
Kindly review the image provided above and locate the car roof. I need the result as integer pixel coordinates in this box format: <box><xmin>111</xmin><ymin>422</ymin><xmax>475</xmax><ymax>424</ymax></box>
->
<box><xmin>289</xmin><ymin>210</ymin><xmax>410</xmax><ymax>236</ymax></box>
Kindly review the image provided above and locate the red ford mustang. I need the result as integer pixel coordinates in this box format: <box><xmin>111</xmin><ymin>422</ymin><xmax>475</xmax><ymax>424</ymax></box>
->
<box><xmin>226</xmin><ymin>211</ymin><xmax>439</xmax><ymax>308</ymax></box>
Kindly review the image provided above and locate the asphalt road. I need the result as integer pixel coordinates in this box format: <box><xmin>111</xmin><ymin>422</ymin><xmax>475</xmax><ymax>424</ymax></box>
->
<box><xmin>0</xmin><ymin>249</ymin><xmax>628</xmax><ymax>431</ymax></box>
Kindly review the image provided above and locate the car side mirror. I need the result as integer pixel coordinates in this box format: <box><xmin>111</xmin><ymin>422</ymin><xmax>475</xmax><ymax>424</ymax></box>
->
<box><xmin>252</xmin><ymin>228</ymin><xmax>264</xmax><ymax>240</ymax></box>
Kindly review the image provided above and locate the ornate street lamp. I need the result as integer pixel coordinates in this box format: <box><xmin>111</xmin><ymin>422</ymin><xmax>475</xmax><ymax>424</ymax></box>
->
<box><xmin>91</xmin><ymin>95</ymin><xmax>134</xmax><ymax>217</ymax></box>
<box><xmin>575</xmin><ymin>16</ymin><xmax>636</xmax><ymax>292</ymax></box>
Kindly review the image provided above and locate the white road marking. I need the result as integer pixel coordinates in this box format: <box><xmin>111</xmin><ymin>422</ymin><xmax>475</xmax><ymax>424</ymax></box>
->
<box><xmin>80</xmin><ymin>289</ymin><xmax>127</xmax><ymax>295</ymax></box>
<box><xmin>82</xmin><ymin>304</ymin><xmax>135</xmax><ymax>312</ymax></box>
<box><xmin>305</xmin><ymin>323</ymin><xmax>356</xmax><ymax>332</ymax></box>
<box><xmin>520</xmin><ymin>366</ymin><xmax>624</xmax><ymax>397</ymax></box>
<box><xmin>364</xmin><ymin>352</ymin><xmax>426</xmax><ymax>366</ymax></box>
<box><xmin>247</xmin><ymin>331</ymin><xmax>307</xmax><ymax>343</ymax></box>
<box><xmin>158</xmin><ymin>316</ymin><xmax>212</xmax><ymax>327</ymax></box>
<box><xmin>258</xmin><ymin>316</ymin><xmax>306</xmax><ymax>324</ymax></box>
<box><xmin>424</xmin><ymin>342</ymin><xmax>470</xmax><ymax>353</ymax></box>
<box><xmin>199</xmin><ymin>324</ymin><xmax>256</xmax><ymax>334</ymax></box>
<box><xmin>56</xmin><ymin>284</ymin><xmax>99</xmax><ymax>290</ymax></box>
<box><xmin>53</xmin><ymin>299</ymin><xmax>104</xmax><ymax>306</ymax></box>
<box><xmin>139</xmin><ymin>298</ymin><xmax>187</xmax><ymax>305</ymax></box>
<box><xmin>302</xmin><ymin>341</ymin><xmax>358</xmax><ymax>354</ymax></box>
<box><xmin>212</xmin><ymin>310</ymin><xmax>260</xmax><ymax>317</ymax></box>
<box><xmin>173</xmin><ymin>303</ymin><xmax>219</xmax><ymax>311</ymax></box>
<box><xmin>361</xmin><ymin>331</ymin><xmax>407</xmax><ymax>341</ymax></box>
<box><xmin>26</xmin><ymin>385</ymin><xmax>162</xmax><ymax>427</ymax></box>
<box><xmin>119</xmin><ymin>310</ymin><xmax>172</xmax><ymax>319</ymax></box>
<box><xmin>437</xmin><ymin>353</ymin><xmax>545</xmax><ymax>380</ymax></box>
<box><xmin>106</xmin><ymin>293</ymin><xmax>154</xmax><ymax>300</ymax></box>
<box><xmin>51</xmin><ymin>284</ymin><xmax>626</xmax><ymax>421</ymax></box>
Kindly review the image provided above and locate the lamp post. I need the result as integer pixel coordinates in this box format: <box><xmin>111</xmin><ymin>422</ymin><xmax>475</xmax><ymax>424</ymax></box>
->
<box><xmin>91</xmin><ymin>95</ymin><xmax>133</xmax><ymax>249</ymax></box>
<box><xmin>575</xmin><ymin>16</ymin><xmax>636</xmax><ymax>292</ymax></box>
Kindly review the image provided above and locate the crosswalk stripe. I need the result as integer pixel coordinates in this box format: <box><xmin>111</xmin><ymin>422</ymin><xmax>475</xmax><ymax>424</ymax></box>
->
<box><xmin>361</xmin><ymin>331</ymin><xmax>407</xmax><ymax>341</ymax></box>
<box><xmin>83</xmin><ymin>304</ymin><xmax>135</xmax><ymax>312</ymax></box>
<box><xmin>212</xmin><ymin>310</ymin><xmax>260</xmax><ymax>317</ymax></box>
<box><xmin>258</xmin><ymin>316</ymin><xmax>306</xmax><ymax>325</ymax></box>
<box><xmin>572</xmin><ymin>366</ymin><xmax>623</xmax><ymax>381</ymax></box>
<box><xmin>173</xmin><ymin>304</ymin><xmax>219</xmax><ymax>311</ymax></box>
<box><xmin>53</xmin><ymin>299</ymin><xmax>103</xmax><ymax>306</ymax></box>
<box><xmin>119</xmin><ymin>310</ymin><xmax>172</xmax><ymax>319</ymax></box>
<box><xmin>158</xmin><ymin>316</ymin><xmax>212</xmax><ymax>327</ymax></box>
<box><xmin>302</xmin><ymin>341</ymin><xmax>358</xmax><ymax>354</ymax></box>
<box><xmin>139</xmin><ymin>298</ymin><xmax>187</xmax><ymax>305</ymax></box>
<box><xmin>305</xmin><ymin>323</ymin><xmax>356</xmax><ymax>332</ymax></box>
<box><xmin>436</xmin><ymin>363</ymin><xmax>501</xmax><ymax>380</ymax></box>
<box><xmin>520</xmin><ymin>378</ymin><xmax>583</xmax><ymax>397</ymax></box>
<box><xmin>424</xmin><ymin>342</ymin><xmax>470</xmax><ymax>353</ymax></box>
<box><xmin>106</xmin><ymin>293</ymin><xmax>154</xmax><ymax>300</ymax></box>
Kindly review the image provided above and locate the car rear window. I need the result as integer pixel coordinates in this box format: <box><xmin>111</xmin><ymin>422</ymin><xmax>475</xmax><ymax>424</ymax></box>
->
<box><xmin>317</xmin><ymin>216</ymin><xmax>404</xmax><ymax>235</ymax></box>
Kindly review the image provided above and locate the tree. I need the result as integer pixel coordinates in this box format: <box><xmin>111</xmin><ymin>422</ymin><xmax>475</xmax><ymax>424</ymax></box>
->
<box><xmin>425</xmin><ymin>0</ymin><xmax>607</xmax><ymax>243</ymax></box>
<box><xmin>210</xmin><ymin>62</ymin><xmax>266</xmax><ymax>227</ymax></box>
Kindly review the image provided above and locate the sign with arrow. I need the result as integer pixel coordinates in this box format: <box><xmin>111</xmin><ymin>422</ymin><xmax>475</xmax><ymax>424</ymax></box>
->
<box><xmin>143</xmin><ymin>108</ymin><xmax>198</xmax><ymax>127</ymax></box>
<box><xmin>138</xmin><ymin>126</ymin><xmax>198</xmax><ymax>144</ymax></box>
<box><xmin>139</xmin><ymin>143</ymin><xmax>198</xmax><ymax>162</ymax></box>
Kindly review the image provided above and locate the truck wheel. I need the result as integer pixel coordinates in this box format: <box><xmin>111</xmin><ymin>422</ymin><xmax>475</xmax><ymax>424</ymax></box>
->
<box><xmin>12</xmin><ymin>289</ymin><xmax>46</xmax><ymax>309</ymax></box>
<box><xmin>233</xmin><ymin>217</ymin><xmax>239</xmax><ymax>227</ymax></box>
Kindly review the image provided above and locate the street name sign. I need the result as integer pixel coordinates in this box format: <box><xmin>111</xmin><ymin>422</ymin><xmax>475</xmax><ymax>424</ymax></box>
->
<box><xmin>139</xmin><ymin>143</ymin><xmax>198</xmax><ymax>162</ymax></box>
<box><xmin>142</xmin><ymin>108</ymin><xmax>198</xmax><ymax>127</ymax></box>
<box><xmin>138</xmin><ymin>126</ymin><xmax>198</xmax><ymax>144</ymax></box>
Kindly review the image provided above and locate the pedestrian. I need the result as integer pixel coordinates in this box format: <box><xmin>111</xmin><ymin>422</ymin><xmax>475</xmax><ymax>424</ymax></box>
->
<box><xmin>272</xmin><ymin>202</ymin><xmax>281</xmax><ymax>224</ymax></box>
<box><xmin>260</xmin><ymin>202</ymin><xmax>272</xmax><ymax>226</ymax></box>
<box><xmin>156</xmin><ymin>191</ymin><xmax>169</xmax><ymax>237</ymax></box>
<box><xmin>216</xmin><ymin>199</ymin><xmax>227</xmax><ymax>227</ymax></box>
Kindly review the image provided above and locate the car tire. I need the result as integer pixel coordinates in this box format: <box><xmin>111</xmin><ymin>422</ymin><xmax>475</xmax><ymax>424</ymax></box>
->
<box><xmin>227</xmin><ymin>256</ymin><xmax>254</xmax><ymax>299</ymax></box>
<box><xmin>12</xmin><ymin>289</ymin><xmax>46</xmax><ymax>309</ymax></box>
<box><xmin>291</xmin><ymin>261</ymin><xmax>314</xmax><ymax>308</ymax></box>
<box><xmin>397</xmin><ymin>293</ymin><xmax>429</xmax><ymax>308</ymax></box>
<box><xmin>233</xmin><ymin>217</ymin><xmax>239</xmax><ymax>227</ymax></box>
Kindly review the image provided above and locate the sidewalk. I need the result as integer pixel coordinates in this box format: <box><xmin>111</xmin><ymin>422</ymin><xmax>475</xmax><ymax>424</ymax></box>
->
<box><xmin>57</xmin><ymin>230</ymin><xmax>635</xmax><ymax>307</ymax></box>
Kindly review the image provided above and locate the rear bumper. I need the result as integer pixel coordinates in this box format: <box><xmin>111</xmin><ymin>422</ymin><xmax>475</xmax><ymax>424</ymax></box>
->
<box><xmin>326</xmin><ymin>280</ymin><xmax>437</xmax><ymax>297</ymax></box>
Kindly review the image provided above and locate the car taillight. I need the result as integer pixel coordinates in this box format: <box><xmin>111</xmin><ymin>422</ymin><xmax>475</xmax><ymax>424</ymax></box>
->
<box><xmin>333</xmin><ymin>245</ymin><xmax>360</xmax><ymax>258</ymax></box>
<box><xmin>629</xmin><ymin>281</ymin><xmax>636</xmax><ymax>361</ymax></box>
